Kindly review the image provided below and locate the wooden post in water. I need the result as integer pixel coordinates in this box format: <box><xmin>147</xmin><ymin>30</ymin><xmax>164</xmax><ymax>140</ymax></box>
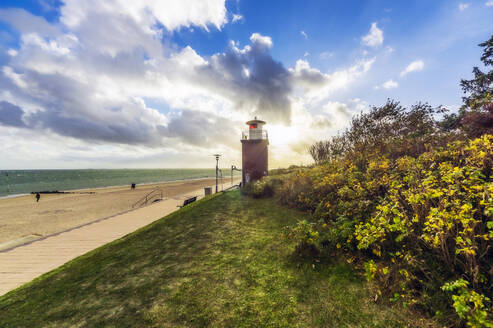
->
<box><xmin>5</xmin><ymin>173</ymin><xmax>9</xmax><ymax>194</ymax></box>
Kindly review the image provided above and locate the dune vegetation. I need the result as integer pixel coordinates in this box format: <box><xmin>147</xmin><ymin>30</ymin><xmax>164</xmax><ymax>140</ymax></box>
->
<box><xmin>246</xmin><ymin>35</ymin><xmax>493</xmax><ymax>328</ymax></box>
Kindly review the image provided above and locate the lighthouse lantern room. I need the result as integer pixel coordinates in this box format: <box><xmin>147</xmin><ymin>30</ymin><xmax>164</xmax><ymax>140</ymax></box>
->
<box><xmin>241</xmin><ymin>117</ymin><xmax>269</xmax><ymax>184</ymax></box>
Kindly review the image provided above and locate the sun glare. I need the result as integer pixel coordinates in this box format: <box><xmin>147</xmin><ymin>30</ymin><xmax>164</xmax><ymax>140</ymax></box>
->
<box><xmin>267</xmin><ymin>124</ymin><xmax>299</xmax><ymax>149</ymax></box>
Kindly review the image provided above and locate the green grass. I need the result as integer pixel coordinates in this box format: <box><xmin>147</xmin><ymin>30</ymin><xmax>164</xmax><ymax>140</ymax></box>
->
<box><xmin>0</xmin><ymin>191</ymin><xmax>434</xmax><ymax>327</ymax></box>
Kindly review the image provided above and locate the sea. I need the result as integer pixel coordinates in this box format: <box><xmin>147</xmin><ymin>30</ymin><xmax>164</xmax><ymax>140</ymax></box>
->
<box><xmin>0</xmin><ymin>169</ymin><xmax>239</xmax><ymax>198</ymax></box>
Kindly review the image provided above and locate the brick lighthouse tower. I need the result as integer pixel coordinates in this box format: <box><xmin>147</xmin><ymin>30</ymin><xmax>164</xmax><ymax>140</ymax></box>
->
<box><xmin>241</xmin><ymin>117</ymin><xmax>269</xmax><ymax>184</ymax></box>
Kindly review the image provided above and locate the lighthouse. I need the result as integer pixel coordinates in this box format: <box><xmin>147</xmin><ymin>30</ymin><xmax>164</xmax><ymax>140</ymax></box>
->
<box><xmin>241</xmin><ymin>117</ymin><xmax>269</xmax><ymax>184</ymax></box>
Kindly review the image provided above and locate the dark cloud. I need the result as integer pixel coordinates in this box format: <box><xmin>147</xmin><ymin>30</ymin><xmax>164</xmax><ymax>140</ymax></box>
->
<box><xmin>0</xmin><ymin>101</ymin><xmax>163</xmax><ymax>145</ymax></box>
<box><xmin>293</xmin><ymin>64</ymin><xmax>328</xmax><ymax>86</ymax></box>
<box><xmin>0</xmin><ymin>101</ymin><xmax>26</xmax><ymax>127</ymax></box>
<box><xmin>159</xmin><ymin>109</ymin><xmax>239</xmax><ymax>148</ymax></box>
<box><xmin>0</xmin><ymin>71</ymin><xmax>239</xmax><ymax>148</ymax></box>
<box><xmin>28</xmin><ymin>109</ymin><xmax>160</xmax><ymax>145</ymax></box>
<box><xmin>195</xmin><ymin>36</ymin><xmax>294</xmax><ymax>124</ymax></box>
<box><xmin>0</xmin><ymin>70</ymin><xmax>167</xmax><ymax>145</ymax></box>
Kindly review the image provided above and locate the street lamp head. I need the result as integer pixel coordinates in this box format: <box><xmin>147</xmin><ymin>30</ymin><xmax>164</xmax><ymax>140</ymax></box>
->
<box><xmin>213</xmin><ymin>154</ymin><xmax>221</xmax><ymax>160</ymax></box>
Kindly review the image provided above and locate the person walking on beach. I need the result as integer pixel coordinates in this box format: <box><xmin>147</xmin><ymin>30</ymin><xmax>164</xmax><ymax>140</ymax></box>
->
<box><xmin>35</xmin><ymin>192</ymin><xmax>40</xmax><ymax>202</ymax></box>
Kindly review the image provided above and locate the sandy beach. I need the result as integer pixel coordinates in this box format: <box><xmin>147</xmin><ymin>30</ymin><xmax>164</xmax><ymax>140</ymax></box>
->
<box><xmin>0</xmin><ymin>177</ymin><xmax>239</xmax><ymax>245</ymax></box>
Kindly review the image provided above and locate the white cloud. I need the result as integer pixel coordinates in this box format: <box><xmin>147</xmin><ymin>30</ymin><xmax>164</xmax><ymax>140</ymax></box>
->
<box><xmin>304</xmin><ymin>52</ymin><xmax>309</xmax><ymax>57</ymax></box>
<box><xmin>232</xmin><ymin>14</ymin><xmax>243</xmax><ymax>23</ymax></box>
<box><xmin>385</xmin><ymin>46</ymin><xmax>394</xmax><ymax>53</ymax></box>
<box><xmin>63</xmin><ymin>1</ymin><xmax>226</xmax><ymax>57</ymax></box>
<box><xmin>301</xmin><ymin>30</ymin><xmax>308</xmax><ymax>39</ymax></box>
<box><xmin>485</xmin><ymin>1</ymin><xmax>493</xmax><ymax>6</ymax></box>
<box><xmin>290</xmin><ymin>57</ymin><xmax>376</xmax><ymax>101</ymax></box>
<box><xmin>249</xmin><ymin>33</ymin><xmax>273</xmax><ymax>48</ymax></box>
<box><xmin>2</xmin><ymin>66</ymin><xmax>28</xmax><ymax>89</ymax></box>
<box><xmin>7</xmin><ymin>49</ymin><xmax>18</xmax><ymax>56</ymax></box>
<box><xmin>22</xmin><ymin>33</ymin><xmax>72</xmax><ymax>56</ymax></box>
<box><xmin>459</xmin><ymin>3</ymin><xmax>470</xmax><ymax>11</ymax></box>
<box><xmin>382</xmin><ymin>79</ymin><xmax>398</xmax><ymax>89</ymax></box>
<box><xmin>400</xmin><ymin>60</ymin><xmax>424</xmax><ymax>76</ymax></box>
<box><xmin>361</xmin><ymin>22</ymin><xmax>384</xmax><ymax>47</ymax></box>
<box><xmin>60</xmin><ymin>0</ymin><xmax>227</xmax><ymax>31</ymax></box>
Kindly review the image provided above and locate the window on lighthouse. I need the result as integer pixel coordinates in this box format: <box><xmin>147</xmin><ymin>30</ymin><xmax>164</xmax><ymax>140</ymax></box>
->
<box><xmin>249</xmin><ymin>124</ymin><xmax>257</xmax><ymax>129</ymax></box>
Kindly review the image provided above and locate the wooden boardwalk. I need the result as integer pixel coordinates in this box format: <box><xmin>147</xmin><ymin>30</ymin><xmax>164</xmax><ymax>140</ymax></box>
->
<box><xmin>0</xmin><ymin>188</ymin><xmax>207</xmax><ymax>296</ymax></box>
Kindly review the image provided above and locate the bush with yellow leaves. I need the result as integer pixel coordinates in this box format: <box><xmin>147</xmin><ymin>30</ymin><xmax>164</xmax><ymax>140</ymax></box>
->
<box><xmin>263</xmin><ymin>135</ymin><xmax>493</xmax><ymax>327</ymax></box>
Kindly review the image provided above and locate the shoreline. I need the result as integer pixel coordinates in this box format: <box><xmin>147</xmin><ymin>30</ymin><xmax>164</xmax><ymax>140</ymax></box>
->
<box><xmin>0</xmin><ymin>174</ymin><xmax>240</xmax><ymax>200</ymax></box>
<box><xmin>0</xmin><ymin>177</ymin><xmax>241</xmax><ymax>245</ymax></box>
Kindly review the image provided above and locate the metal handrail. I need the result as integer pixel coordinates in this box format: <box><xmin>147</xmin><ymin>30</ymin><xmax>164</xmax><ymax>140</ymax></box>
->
<box><xmin>231</xmin><ymin>165</ymin><xmax>241</xmax><ymax>185</ymax></box>
<box><xmin>241</xmin><ymin>129</ymin><xmax>268</xmax><ymax>140</ymax></box>
<box><xmin>132</xmin><ymin>188</ymin><xmax>163</xmax><ymax>208</ymax></box>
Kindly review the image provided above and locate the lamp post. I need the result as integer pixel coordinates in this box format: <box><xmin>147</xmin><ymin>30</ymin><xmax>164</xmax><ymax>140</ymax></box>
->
<box><xmin>214</xmin><ymin>154</ymin><xmax>221</xmax><ymax>193</ymax></box>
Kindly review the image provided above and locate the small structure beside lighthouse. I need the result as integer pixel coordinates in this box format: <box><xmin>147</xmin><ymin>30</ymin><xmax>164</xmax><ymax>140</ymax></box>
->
<box><xmin>241</xmin><ymin>117</ymin><xmax>269</xmax><ymax>184</ymax></box>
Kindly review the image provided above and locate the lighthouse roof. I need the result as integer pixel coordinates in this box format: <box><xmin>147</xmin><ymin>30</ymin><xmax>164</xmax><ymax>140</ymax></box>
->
<box><xmin>246</xmin><ymin>119</ymin><xmax>266</xmax><ymax>126</ymax></box>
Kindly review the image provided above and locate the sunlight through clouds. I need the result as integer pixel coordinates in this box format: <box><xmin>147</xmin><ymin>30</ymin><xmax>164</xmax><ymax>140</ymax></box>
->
<box><xmin>0</xmin><ymin>1</ymin><xmax>491</xmax><ymax>168</ymax></box>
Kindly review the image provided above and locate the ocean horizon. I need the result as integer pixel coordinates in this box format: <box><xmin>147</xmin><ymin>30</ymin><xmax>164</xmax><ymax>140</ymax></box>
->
<box><xmin>0</xmin><ymin>169</ymin><xmax>240</xmax><ymax>198</ymax></box>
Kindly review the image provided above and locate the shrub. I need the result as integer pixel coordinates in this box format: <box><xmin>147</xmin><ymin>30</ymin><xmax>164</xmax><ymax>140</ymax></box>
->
<box><xmin>242</xmin><ymin>176</ymin><xmax>285</xmax><ymax>198</ymax></box>
<box><xmin>354</xmin><ymin>136</ymin><xmax>492</xmax><ymax>288</ymax></box>
<box><xmin>251</xmin><ymin>179</ymin><xmax>274</xmax><ymax>198</ymax></box>
<box><xmin>308</xmin><ymin>100</ymin><xmax>455</xmax><ymax>166</ymax></box>
<box><xmin>275</xmin><ymin>170</ymin><xmax>315</xmax><ymax>210</ymax></box>
<box><xmin>283</xmin><ymin>220</ymin><xmax>320</xmax><ymax>258</ymax></box>
<box><xmin>442</xmin><ymin>279</ymin><xmax>492</xmax><ymax>328</ymax></box>
<box><xmin>270</xmin><ymin>136</ymin><xmax>493</xmax><ymax>327</ymax></box>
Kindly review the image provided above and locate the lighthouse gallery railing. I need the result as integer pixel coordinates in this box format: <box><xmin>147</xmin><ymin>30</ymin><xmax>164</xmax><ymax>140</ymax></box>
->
<box><xmin>241</xmin><ymin>129</ymin><xmax>268</xmax><ymax>140</ymax></box>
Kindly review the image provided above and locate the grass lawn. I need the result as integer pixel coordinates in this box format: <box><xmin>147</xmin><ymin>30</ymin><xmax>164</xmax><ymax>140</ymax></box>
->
<box><xmin>0</xmin><ymin>191</ymin><xmax>436</xmax><ymax>327</ymax></box>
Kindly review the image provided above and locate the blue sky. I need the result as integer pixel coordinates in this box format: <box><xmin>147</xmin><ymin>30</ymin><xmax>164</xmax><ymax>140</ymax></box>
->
<box><xmin>0</xmin><ymin>0</ymin><xmax>492</xmax><ymax>169</ymax></box>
